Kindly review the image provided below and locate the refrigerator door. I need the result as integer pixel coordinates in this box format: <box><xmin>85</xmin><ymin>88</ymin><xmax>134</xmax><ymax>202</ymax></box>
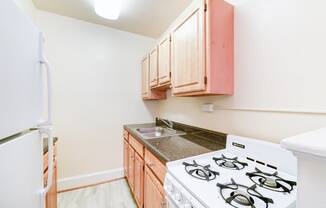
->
<box><xmin>0</xmin><ymin>130</ymin><xmax>43</xmax><ymax>208</ymax></box>
<box><xmin>0</xmin><ymin>0</ymin><xmax>43</xmax><ymax>139</ymax></box>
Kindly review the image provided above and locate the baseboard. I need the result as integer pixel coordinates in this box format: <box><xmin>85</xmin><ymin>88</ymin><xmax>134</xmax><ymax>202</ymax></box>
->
<box><xmin>57</xmin><ymin>168</ymin><xmax>124</xmax><ymax>192</ymax></box>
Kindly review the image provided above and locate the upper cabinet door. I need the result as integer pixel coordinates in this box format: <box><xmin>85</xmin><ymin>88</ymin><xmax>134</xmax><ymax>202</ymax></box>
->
<box><xmin>158</xmin><ymin>37</ymin><xmax>171</xmax><ymax>86</ymax></box>
<box><xmin>171</xmin><ymin>0</ymin><xmax>206</xmax><ymax>94</ymax></box>
<box><xmin>141</xmin><ymin>56</ymin><xmax>150</xmax><ymax>98</ymax></box>
<box><xmin>149</xmin><ymin>48</ymin><xmax>158</xmax><ymax>88</ymax></box>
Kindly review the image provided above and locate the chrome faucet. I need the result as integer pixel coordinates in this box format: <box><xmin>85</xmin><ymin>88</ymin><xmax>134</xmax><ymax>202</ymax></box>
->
<box><xmin>158</xmin><ymin>118</ymin><xmax>173</xmax><ymax>129</ymax></box>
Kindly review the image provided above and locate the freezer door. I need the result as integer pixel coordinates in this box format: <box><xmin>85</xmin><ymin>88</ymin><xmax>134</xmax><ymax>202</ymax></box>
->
<box><xmin>0</xmin><ymin>0</ymin><xmax>43</xmax><ymax>139</ymax></box>
<box><xmin>0</xmin><ymin>130</ymin><xmax>43</xmax><ymax>208</ymax></box>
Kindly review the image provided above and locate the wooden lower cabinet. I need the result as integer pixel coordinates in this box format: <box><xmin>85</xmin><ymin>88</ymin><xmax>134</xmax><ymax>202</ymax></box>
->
<box><xmin>134</xmin><ymin>153</ymin><xmax>144</xmax><ymax>208</ymax></box>
<box><xmin>144</xmin><ymin>166</ymin><xmax>165</xmax><ymax>208</ymax></box>
<box><xmin>44</xmin><ymin>143</ymin><xmax>57</xmax><ymax>208</ymax></box>
<box><xmin>45</xmin><ymin>164</ymin><xmax>57</xmax><ymax>208</ymax></box>
<box><xmin>124</xmin><ymin>129</ymin><xmax>166</xmax><ymax>208</ymax></box>
<box><xmin>128</xmin><ymin>146</ymin><xmax>135</xmax><ymax>191</ymax></box>
<box><xmin>124</xmin><ymin>140</ymin><xmax>129</xmax><ymax>177</ymax></box>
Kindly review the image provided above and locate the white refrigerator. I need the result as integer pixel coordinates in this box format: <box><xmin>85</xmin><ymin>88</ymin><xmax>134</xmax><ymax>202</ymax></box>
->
<box><xmin>0</xmin><ymin>0</ymin><xmax>54</xmax><ymax>208</ymax></box>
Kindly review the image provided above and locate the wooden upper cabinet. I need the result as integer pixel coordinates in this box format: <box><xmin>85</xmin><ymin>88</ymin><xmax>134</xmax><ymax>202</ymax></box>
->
<box><xmin>141</xmin><ymin>0</ymin><xmax>234</xmax><ymax>97</ymax></box>
<box><xmin>149</xmin><ymin>47</ymin><xmax>158</xmax><ymax>88</ymax></box>
<box><xmin>171</xmin><ymin>0</ymin><xmax>234</xmax><ymax>96</ymax></box>
<box><xmin>141</xmin><ymin>55</ymin><xmax>150</xmax><ymax>98</ymax></box>
<box><xmin>134</xmin><ymin>153</ymin><xmax>144</xmax><ymax>208</ymax></box>
<box><xmin>142</xmin><ymin>55</ymin><xmax>166</xmax><ymax>100</ymax></box>
<box><xmin>171</xmin><ymin>1</ymin><xmax>206</xmax><ymax>95</ymax></box>
<box><xmin>158</xmin><ymin>36</ymin><xmax>171</xmax><ymax>87</ymax></box>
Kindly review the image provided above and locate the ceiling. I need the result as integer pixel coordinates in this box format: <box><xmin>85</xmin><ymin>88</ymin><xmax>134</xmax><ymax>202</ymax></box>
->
<box><xmin>32</xmin><ymin>0</ymin><xmax>192</xmax><ymax>38</ymax></box>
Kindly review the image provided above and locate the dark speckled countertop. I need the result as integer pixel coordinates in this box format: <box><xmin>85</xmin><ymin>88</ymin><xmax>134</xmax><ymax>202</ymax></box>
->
<box><xmin>124</xmin><ymin>121</ymin><xmax>226</xmax><ymax>164</ymax></box>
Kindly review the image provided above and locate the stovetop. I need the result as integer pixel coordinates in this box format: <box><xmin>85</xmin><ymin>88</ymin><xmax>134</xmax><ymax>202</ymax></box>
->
<box><xmin>166</xmin><ymin>150</ymin><xmax>297</xmax><ymax>208</ymax></box>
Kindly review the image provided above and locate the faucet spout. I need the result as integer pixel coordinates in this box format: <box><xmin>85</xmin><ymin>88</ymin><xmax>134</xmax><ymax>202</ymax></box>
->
<box><xmin>158</xmin><ymin>118</ymin><xmax>173</xmax><ymax>129</ymax></box>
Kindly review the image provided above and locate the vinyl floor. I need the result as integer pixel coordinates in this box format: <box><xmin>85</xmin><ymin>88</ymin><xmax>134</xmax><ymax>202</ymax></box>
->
<box><xmin>58</xmin><ymin>179</ymin><xmax>137</xmax><ymax>208</ymax></box>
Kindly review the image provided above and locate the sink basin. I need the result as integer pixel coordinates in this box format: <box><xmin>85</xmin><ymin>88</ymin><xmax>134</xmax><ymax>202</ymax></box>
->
<box><xmin>136</xmin><ymin>127</ymin><xmax>185</xmax><ymax>139</ymax></box>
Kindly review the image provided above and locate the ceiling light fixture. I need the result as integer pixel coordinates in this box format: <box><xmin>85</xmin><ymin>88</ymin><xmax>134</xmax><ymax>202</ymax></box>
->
<box><xmin>94</xmin><ymin>0</ymin><xmax>122</xmax><ymax>20</ymax></box>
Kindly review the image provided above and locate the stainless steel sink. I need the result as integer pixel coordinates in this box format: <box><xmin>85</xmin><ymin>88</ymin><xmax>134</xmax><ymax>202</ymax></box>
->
<box><xmin>136</xmin><ymin>127</ymin><xmax>185</xmax><ymax>139</ymax></box>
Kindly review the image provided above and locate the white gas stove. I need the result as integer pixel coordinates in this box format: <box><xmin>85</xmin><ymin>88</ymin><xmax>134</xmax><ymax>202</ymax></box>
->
<box><xmin>164</xmin><ymin>135</ymin><xmax>297</xmax><ymax>208</ymax></box>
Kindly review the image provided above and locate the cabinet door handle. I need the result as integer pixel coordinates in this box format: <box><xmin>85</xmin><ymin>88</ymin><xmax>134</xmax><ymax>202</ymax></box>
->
<box><xmin>161</xmin><ymin>201</ymin><xmax>167</xmax><ymax>208</ymax></box>
<box><xmin>148</xmin><ymin>163</ymin><xmax>155</xmax><ymax>167</ymax></box>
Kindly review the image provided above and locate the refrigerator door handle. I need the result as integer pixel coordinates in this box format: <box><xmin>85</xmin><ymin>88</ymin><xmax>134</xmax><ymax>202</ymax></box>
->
<box><xmin>39</xmin><ymin>53</ymin><xmax>53</xmax><ymax>126</ymax></box>
<box><xmin>39</xmin><ymin>127</ymin><xmax>54</xmax><ymax>198</ymax></box>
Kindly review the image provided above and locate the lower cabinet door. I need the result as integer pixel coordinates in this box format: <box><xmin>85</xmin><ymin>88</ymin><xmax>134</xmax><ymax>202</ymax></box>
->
<box><xmin>144</xmin><ymin>166</ymin><xmax>165</xmax><ymax>208</ymax></box>
<box><xmin>45</xmin><ymin>164</ymin><xmax>57</xmax><ymax>208</ymax></box>
<box><xmin>123</xmin><ymin>140</ymin><xmax>129</xmax><ymax>177</ymax></box>
<box><xmin>134</xmin><ymin>153</ymin><xmax>144</xmax><ymax>208</ymax></box>
<box><xmin>128</xmin><ymin>146</ymin><xmax>135</xmax><ymax>192</ymax></box>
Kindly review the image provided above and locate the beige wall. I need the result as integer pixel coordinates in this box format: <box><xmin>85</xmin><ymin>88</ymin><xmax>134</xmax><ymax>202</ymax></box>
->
<box><xmin>35</xmin><ymin>11</ymin><xmax>156</xmax><ymax>179</ymax></box>
<box><xmin>14</xmin><ymin>0</ymin><xmax>326</xmax><ymax>185</ymax></box>
<box><xmin>151</xmin><ymin>0</ymin><xmax>326</xmax><ymax>143</ymax></box>
<box><xmin>14</xmin><ymin>0</ymin><xmax>157</xmax><ymax>183</ymax></box>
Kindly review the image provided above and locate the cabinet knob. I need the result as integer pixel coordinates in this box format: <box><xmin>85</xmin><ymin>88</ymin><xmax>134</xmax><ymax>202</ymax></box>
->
<box><xmin>160</xmin><ymin>201</ymin><xmax>167</xmax><ymax>208</ymax></box>
<box><xmin>174</xmin><ymin>193</ymin><xmax>182</xmax><ymax>202</ymax></box>
<box><xmin>148</xmin><ymin>163</ymin><xmax>155</xmax><ymax>167</ymax></box>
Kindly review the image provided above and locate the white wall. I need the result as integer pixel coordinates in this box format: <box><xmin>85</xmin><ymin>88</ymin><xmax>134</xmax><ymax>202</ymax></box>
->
<box><xmin>13</xmin><ymin>0</ymin><xmax>37</xmax><ymax>21</ymax></box>
<box><xmin>35</xmin><ymin>11</ymin><xmax>155</xmax><ymax>183</ymax></box>
<box><xmin>151</xmin><ymin>0</ymin><xmax>326</xmax><ymax>143</ymax></box>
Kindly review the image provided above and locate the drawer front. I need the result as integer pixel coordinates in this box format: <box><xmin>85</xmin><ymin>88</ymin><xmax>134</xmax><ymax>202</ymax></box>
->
<box><xmin>144</xmin><ymin>149</ymin><xmax>166</xmax><ymax>184</ymax></box>
<box><xmin>123</xmin><ymin>130</ymin><xmax>129</xmax><ymax>141</ymax></box>
<box><xmin>129</xmin><ymin>135</ymin><xmax>144</xmax><ymax>158</ymax></box>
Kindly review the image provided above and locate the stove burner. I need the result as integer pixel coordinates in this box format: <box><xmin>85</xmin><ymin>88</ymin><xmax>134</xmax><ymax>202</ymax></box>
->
<box><xmin>217</xmin><ymin>178</ymin><xmax>274</xmax><ymax>208</ymax></box>
<box><xmin>260</xmin><ymin>177</ymin><xmax>278</xmax><ymax>188</ymax></box>
<box><xmin>213</xmin><ymin>154</ymin><xmax>248</xmax><ymax>170</ymax></box>
<box><xmin>246</xmin><ymin>167</ymin><xmax>297</xmax><ymax>193</ymax></box>
<box><xmin>183</xmin><ymin>160</ymin><xmax>219</xmax><ymax>181</ymax></box>
<box><xmin>231</xmin><ymin>190</ymin><xmax>254</xmax><ymax>206</ymax></box>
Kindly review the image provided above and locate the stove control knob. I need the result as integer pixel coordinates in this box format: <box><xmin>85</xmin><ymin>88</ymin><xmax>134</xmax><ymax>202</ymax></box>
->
<box><xmin>166</xmin><ymin>184</ymin><xmax>173</xmax><ymax>193</ymax></box>
<box><xmin>174</xmin><ymin>193</ymin><xmax>182</xmax><ymax>202</ymax></box>
<box><xmin>183</xmin><ymin>203</ymin><xmax>193</xmax><ymax>208</ymax></box>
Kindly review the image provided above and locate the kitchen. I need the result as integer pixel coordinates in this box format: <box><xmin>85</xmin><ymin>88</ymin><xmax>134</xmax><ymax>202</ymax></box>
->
<box><xmin>1</xmin><ymin>0</ymin><xmax>326</xmax><ymax>208</ymax></box>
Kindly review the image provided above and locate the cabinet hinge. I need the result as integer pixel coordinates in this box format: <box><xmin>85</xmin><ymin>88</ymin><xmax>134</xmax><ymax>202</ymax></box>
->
<box><xmin>204</xmin><ymin>4</ymin><xmax>207</xmax><ymax>12</ymax></box>
<box><xmin>204</xmin><ymin>76</ymin><xmax>208</xmax><ymax>84</ymax></box>
<box><xmin>169</xmin><ymin>72</ymin><xmax>172</xmax><ymax>78</ymax></box>
<box><xmin>169</xmin><ymin>36</ymin><xmax>172</xmax><ymax>42</ymax></box>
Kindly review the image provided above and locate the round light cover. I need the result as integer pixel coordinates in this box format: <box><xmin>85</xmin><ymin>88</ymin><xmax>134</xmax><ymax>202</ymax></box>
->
<box><xmin>94</xmin><ymin>0</ymin><xmax>122</xmax><ymax>20</ymax></box>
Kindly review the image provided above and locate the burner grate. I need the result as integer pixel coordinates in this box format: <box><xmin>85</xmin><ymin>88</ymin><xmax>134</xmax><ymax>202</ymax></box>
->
<box><xmin>246</xmin><ymin>167</ymin><xmax>297</xmax><ymax>193</ymax></box>
<box><xmin>217</xmin><ymin>178</ymin><xmax>274</xmax><ymax>208</ymax></box>
<box><xmin>213</xmin><ymin>154</ymin><xmax>248</xmax><ymax>170</ymax></box>
<box><xmin>183</xmin><ymin>160</ymin><xmax>219</xmax><ymax>182</ymax></box>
